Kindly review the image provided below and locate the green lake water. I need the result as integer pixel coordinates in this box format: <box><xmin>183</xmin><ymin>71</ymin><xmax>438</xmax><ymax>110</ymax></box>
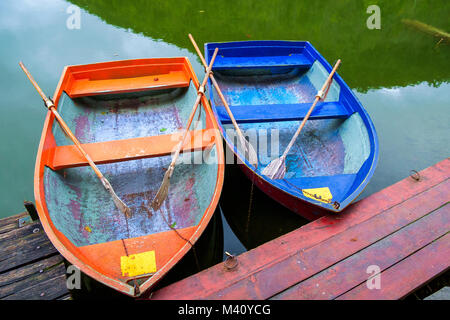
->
<box><xmin>0</xmin><ymin>0</ymin><xmax>449</xmax><ymax>256</ymax></box>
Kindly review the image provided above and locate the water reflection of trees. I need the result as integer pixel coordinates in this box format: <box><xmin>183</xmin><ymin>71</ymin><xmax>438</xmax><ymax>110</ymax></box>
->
<box><xmin>71</xmin><ymin>0</ymin><xmax>449</xmax><ymax>91</ymax></box>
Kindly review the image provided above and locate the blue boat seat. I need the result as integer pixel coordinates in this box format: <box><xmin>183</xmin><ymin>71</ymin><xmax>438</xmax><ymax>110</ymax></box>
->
<box><xmin>213</xmin><ymin>54</ymin><xmax>313</xmax><ymax>70</ymax></box>
<box><xmin>216</xmin><ymin>101</ymin><xmax>352</xmax><ymax>124</ymax></box>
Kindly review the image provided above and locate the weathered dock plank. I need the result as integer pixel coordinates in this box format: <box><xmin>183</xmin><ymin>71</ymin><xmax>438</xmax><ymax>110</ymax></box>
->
<box><xmin>3</xmin><ymin>274</ymin><xmax>69</xmax><ymax>300</ymax></box>
<box><xmin>0</xmin><ymin>254</ymin><xmax>64</xmax><ymax>289</ymax></box>
<box><xmin>337</xmin><ymin>233</ymin><xmax>450</xmax><ymax>300</ymax></box>
<box><xmin>0</xmin><ymin>255</ymin><xmax>66</xmax><ymax>299</ymax></box>
<box><xmin>0</xmin><ymin>212</ymin><xmax>70</xmax><ymax>300</ymax></box>
<box><xmin>0</xmin><ymin>212</ymin><xmax>28</xmax><ymax>235</ymax></box>
<box><xmin>150</xmin><ymin>158</ymin><xmax>450</xmax><ymax>300</ymax></box>
<box><xmin>272</xmin><ymin>204</ymin><xmax>449</xmax><ymax>300</ymax></box>
<box><xmin>0</xmin><ymin>221</ymin><xmax>58</xmax><ymax>273</ymax></box>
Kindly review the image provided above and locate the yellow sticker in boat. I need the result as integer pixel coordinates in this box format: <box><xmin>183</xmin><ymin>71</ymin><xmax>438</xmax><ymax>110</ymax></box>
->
<box><xmin>302</xmin><ymin>187</ymin><xmax>333</xmax><ymax>203</ymax></box>
<box><xmin>120</xmin><ymin>251</ymin><xmax>157</xmax><ymax>277</ymax></box>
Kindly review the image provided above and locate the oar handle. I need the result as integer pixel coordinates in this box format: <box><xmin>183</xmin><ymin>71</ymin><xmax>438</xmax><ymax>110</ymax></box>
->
<box><xmin>19</xmin><ymin>62</ymin><xmax>103</xmax><ymax>179</ymax></box>
<box><xmin>281</xmin><ymin>59</ymin><xmax>341</xmax><ymax>159</ymax></box>
<box><xmin>188</xmin><ymin>34</ymin><xmax>208</xmax><ymax>69</ymax></box>
<box><xmin>19</xmin><ymin>62</ymin><xmax>55</xmax><ymax>109</ymax></box>
<box><xmin>167</xmin><ymin>48</ymin><xmax>219</xmax><ymax>172</ymax></box>
<box><xmin>317</xmin><ymin>59</ymin><xmax>341</xmax><ymax>99</ymax></box>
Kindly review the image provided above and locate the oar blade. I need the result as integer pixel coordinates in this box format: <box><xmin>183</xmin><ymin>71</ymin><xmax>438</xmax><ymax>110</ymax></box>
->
<box><xmin>101</xmin><ymin>177</ymin><xmax>132</xmax><ymax>218</ymax></box>
<box><xmin>151</xmin><ymin>167</ymin><xmax>173</xmax><ymax>211</ymax></box>
<box><xmin>244</xmin><ymin>140</ymin><xmax>259</xmax><ymax>169</ymax></box>
<box><xmin>261</xmin><ymin>157</ymin><xmax>286</xmax><ymax>180</ymax></box>
<box><xmin>111</xmin><ymin>193</ymin><xmax>133</xmax><ymax>218</ymax></box>
<box><xmin>151</xmin><ymin>48</ymin><xmax>218</xmax><ymax>211</ymax></box>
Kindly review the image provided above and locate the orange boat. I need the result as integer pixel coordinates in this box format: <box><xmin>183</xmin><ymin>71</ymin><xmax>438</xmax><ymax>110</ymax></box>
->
<box><xmin>33</xmin><ymin>58</ymin><xmax>224</xmax><ymax>297</ymax></box>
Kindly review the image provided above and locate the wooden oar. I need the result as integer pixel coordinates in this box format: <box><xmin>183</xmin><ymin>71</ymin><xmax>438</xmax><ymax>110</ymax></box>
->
<box><xmin>19</xmin><ymin>62</ymin><xmax>132</xmax><ymax>218</ymax></box>
<box><xmin>262</xmin><ymin>59</ymin><xmax>342</xmax><ymax>180</ymax></box>
<box><xmin>151</xmin><ymin>48</ymin><xmax>219</xmax><ymax>211</ymax></box>
<box><xmin>188</xmin><ymin>34</ymin><xmax>259</xmax><ymax>168</ymax></box>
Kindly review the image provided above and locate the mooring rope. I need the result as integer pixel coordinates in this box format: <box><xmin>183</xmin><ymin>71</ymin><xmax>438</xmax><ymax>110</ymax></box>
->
<box><xmin>158</xmin><ymin>208</ymin><xmax>201</xmax><ymax>272</ymax></box>
<box><xmin>245</xmin><ymin>171</ymin><xmax>256</xmax><ymax>237</ymax></box>
<box><xmin>162</xmin><ymin>105</ymin><xmax>203</xmax><ymax>272</ymax></box>
<box><xmin>121</xmin><ymin>212</ymin><xmax>140</xmax><ymax>295</ymax></box>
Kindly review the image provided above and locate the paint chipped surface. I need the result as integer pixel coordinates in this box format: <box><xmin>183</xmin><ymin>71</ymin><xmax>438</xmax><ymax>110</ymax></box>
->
<box><xmin>214</xmin><ymin>68</ymin><xmax>317</xmax><ymax>107</ymax></box>
<box><xmin>226</xmin><ymin>119</ymin><xmax>346</xmax><ymax>178</ymax></box>
<box><xmin>44</xmin><ymin>85</ymin><xmax>218</xmax><ymax>247</ymax></box>
<box><xmin>215</xmin><ymin>59</ymin><xmax>371</xmax><ymax>205</ymax></box>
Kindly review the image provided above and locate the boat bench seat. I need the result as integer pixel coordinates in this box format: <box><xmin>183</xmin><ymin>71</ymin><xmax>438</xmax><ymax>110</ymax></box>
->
<box><xmin>67</xmin><ymin>71</ymin><xmax>191</xmax><ymax>98</ymax></box>
<box><xmin>217</xmin><ymin>101</ymin><xmax>352</xmax><ymax>124</ymax></box>
<box><xmin>212</xmin><ymin>54</ymin><xmax>313</xmax><ymax>70</ymax></box>
<box><xmin>47</xmin><ymin>129</ymin><xmax>214</xmax><ymax>170</ymax></box>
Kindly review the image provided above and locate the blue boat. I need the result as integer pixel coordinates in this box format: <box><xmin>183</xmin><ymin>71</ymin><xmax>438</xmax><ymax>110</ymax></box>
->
<box><xmin>205</xmin><ymin>41</ymin><xmax>379</xmax><ymax>220</ymax></box>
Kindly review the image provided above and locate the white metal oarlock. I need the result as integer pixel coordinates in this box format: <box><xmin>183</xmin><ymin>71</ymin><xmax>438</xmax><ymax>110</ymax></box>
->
<box><xmin>316</xmin><ymin>89</ymin><xmax>325</xmax><ymax>100</ymax></box>
<box><xmin>45</xmin><ymin>99</ymin><xmax>55</xmax><ymax>109</ymax></box>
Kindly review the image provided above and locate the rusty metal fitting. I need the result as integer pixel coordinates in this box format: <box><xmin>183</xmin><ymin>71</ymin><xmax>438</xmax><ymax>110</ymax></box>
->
<box><xmin>134</xmin><ymin>283</ymin><xmax>141</xmax><ymax>296</ymax></box>
<box><xmin>410</xmin><ymin>170</ymin><xmax>421</xmax><ymax>181</ymax></box>
<box><xmin>224</xmin><ymin>251</ymin><xmax>238</xmax><ymax>270</ymax></box>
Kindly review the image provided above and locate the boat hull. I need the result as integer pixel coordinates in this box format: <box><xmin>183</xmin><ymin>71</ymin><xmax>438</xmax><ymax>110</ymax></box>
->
<box><xmin>33</xmin><ymin>58</ymin><xmax>224</xmax><ymax>296</ymax></box>
<box><xmin>240</xmin><ymin>163</ymin><xmax>329</xmax><ymax>221</ymax></box>
<box><xmin>205</xmin><ymin>41</ymin><xmax>379</xmax><ymax>219</ymax></box>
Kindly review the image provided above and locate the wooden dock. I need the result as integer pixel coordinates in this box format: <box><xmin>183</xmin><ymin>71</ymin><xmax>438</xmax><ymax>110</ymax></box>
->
<box><xmin>0</xmin><ymin>159</ymin><xmax>448</xmax><ymax>300</ymax></box>
<box><xmin>150</xmin><ymin>158</ymin><xmax>450</xmax><ymax>300</ymax></box>
<box><xmin>0</xmin><ymin>212</ymin><xmax>71</xmax><ymax>300</ymax></box>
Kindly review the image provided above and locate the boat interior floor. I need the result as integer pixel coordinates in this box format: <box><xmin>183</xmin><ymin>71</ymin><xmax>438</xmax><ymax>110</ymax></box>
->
<box><xmin>44</xmin><ymin>86</ymin><xmax>219</xmax><ymax>247</ymax></box>
<box><xmin>213</xmin><ymin>64</ymin><xmax>370</xmax><ymax>203</ymax></box>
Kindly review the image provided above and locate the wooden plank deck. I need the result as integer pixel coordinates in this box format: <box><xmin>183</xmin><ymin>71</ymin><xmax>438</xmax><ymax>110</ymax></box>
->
<box><xmin>0</xmin><ymin>212</ymin><xmax>71</xmax><ymax>300</ymax></box>
<box><xmin>150</xmin><ymin>158</ymin><xmax>450</xmax><ymax>300</ymax></box>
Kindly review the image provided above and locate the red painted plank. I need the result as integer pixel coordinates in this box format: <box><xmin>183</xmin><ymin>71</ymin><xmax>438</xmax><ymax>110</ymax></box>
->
<box><xmin>200</xmin><ymin>181</ymin><xmax>449</xmax><ymax>300</ymax></box>
<box><xmin>272</xmin><ymin>203</ymin><xmax>450</xmax><ymax>300</ymax></box>
<box><xmin>337</xmin><ymin>233</ymin><xmax>450</xmax><ymax>300</ymax></box>
<box><xmin>150</xmin><ymin>159</ymin><xmax>450</xmax><ymax>300</ymax></box>
<box><xmin>251</xmin><ymin>158</ymin><xmax>450</xmax><ymax>265</ymax></box>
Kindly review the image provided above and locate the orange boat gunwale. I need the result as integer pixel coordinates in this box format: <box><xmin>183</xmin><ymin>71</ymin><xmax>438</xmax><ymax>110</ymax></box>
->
<box><xmin>33</xmin><ymin>57</ymin><xmax>225</xmax><ymax>297</ymax></box>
